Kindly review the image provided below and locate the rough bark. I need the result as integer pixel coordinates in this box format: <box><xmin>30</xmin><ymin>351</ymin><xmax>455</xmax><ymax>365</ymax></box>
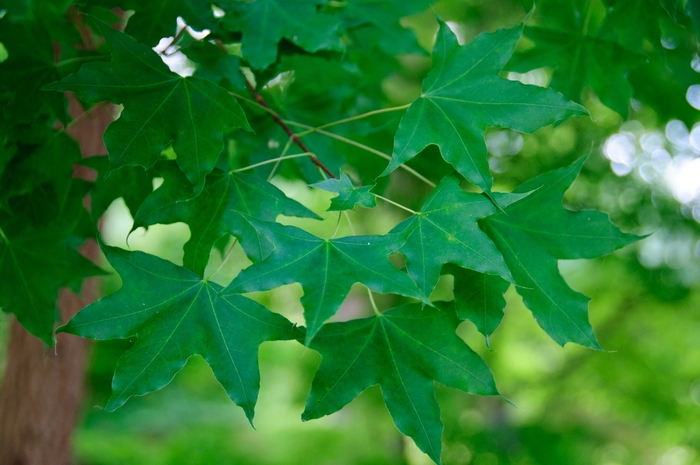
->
<box><xmin>0</xmin><ymin>96</ymin><xmax>112</xmax><ymax>465</ymax></box>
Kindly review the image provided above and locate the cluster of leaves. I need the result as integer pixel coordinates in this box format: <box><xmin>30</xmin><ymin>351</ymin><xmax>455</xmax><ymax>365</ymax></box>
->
<box><xmin>2</xmin><ymin>0</ymin><xmax>697</xmax><ymax>462</ymax></box>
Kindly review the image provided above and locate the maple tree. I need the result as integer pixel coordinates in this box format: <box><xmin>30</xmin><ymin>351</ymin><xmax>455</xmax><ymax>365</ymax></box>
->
<box><xmin>1</xmin><ymin>0</ymin><xmax>699</xmax><ymax>463</ymax></box>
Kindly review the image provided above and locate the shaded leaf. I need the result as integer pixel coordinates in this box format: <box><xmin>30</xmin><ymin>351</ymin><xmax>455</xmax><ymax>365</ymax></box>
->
<box><xmin>0</xmin><ymin>20</ymin><xmax>66</xmax><ymax>122</ymax></box>
<box><xmin>220</xmin><ymin>0</ymin><xmax>343</xmax><ymax>70</ymax></box>
<box><xmin>79</xmin><ymin>157</ymin><xmax>156</xmax><ymax>222</ymax></box>
<box><xmin>182</xmin><ymin>40</ymin><xmax>246</xmax><ymax>90</ymax></box>
<box><xmin>133</xmin><ymin>161</ymin><xmax>319</xmax><ymax>275</ymax></box>
<box><xmin>44</xmin><ymin>17</ymin><xmax>250</xmax><ymax>192</ymax></box>
<box><xmin>0</xmin><ymin>227</ymin><xmax>104</xmax><ymax>345</ymax></box>
<box><xmin>450</xmin><ymin>266</ymin><xmax>509</xmax><ymax>346</ymax></box>
<box><xmin>508</xmin><ymin>26</ymin><xmax>643</xmax><ymax>118</ymax></box>
<box><xmin>342</xmin><ymin>0</ymin><xmax>430</xmax><ymax>55</ymax></box>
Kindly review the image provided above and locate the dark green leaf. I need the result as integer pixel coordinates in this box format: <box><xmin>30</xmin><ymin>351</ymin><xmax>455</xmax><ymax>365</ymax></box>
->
<box><xmin>450</xmin><ymin>266</ymin><xmax>509</xmax><ymax>346</ymax></box>
<box><xmin>342</xmin><ymin>0</ymin><xmax>430</xmax><ymax>55</ymax></box>
<box><xmin>44</xmin><ymin>17</ymin><xmax>250</xmax><ymax>192</ymax></box>
<box><xmin>220</xmin><ymin>0</ymin><xmax>343</xmax><ymax>70</ymax></box>
<box><xmin>123</xmin><ymin>0</ymin><xmax>217</xmax><ymax>47</ymax></box>
<box><xmin>508</xmin><ymin>26</ymin><xmax>643</xmax><ymax>118</ymax></box>
<box><xmin>60</xmin><ymin>245</ymin><xmax>301</xmax><ymax>418</ymax></box>
<box><xmin>182</xmin><ymin>40</ymin><xmax>246</xmax><ymax>90</ymax></box>
<box><xmin>303</xmin><ymin>302</ymin><xmax>499</xmax><ymax>464</ymax></box>
<box><xmin>79</xmin><ymin>157</ymin><xmax>156</xmax><ymax>222</ymax></box>
<box><xmin>0</xmin><ymin>19</ymin><xmax>66</xmax><ymax>122</ymax></box>
<box><xmin>133</xmin><ymin>161</ymin><xmax>319</xmax><ymax>275</ymax></box>
<box><xmin>0</xmin><ymin>227</ymin><xmax>103</xmax><ymax>345</ymax></box>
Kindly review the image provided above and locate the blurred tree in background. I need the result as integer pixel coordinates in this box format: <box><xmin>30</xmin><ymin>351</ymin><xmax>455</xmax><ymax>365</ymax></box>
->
<box><xmin>2</xmin><ymin>0</ymin><xmax>700</xmax><ymax>464</ymax></box>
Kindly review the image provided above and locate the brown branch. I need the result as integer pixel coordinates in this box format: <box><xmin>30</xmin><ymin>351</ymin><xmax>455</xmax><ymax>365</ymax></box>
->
<box><xmin>213</xmin><ymin>39</ymin><xmax>336</xmax><ymax>179</ymax></box>
<box><xmin>243</xmin><ymin>80</ymin><xmax>336</xmax><ymax>179</ymax></box>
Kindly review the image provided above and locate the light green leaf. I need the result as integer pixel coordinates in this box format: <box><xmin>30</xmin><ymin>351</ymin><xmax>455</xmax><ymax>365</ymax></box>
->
<box><xmin>60</xmin><ymin>245</ymin><xmax>301</xmax><ymax>418</ymax></box>
<box><xmin>303</xmin><ymin>302</ymin><xmax>499</xmax><ymax>465</ymax></box>
<box><xmin>223</xmin><ymin>219</ymin><xmax>430</xmax><ymax>343</ymax></box>
<box><xmin>390</xmin><ymin>173</ymin><xmax>519</xmax><ymax>297</ymax></box>
<box><xmin>312</xmin><ymin>172</ymin><xmax>377</xmax><ymax>211</ymax></box>
<box><xmin>383</xmin><ymin>21</ymin><xmax>587</xmax><ymax>193</ymax></box>
<box><xmin>480</xmin><ymin>157</ymin><xmax>641</xmax><ymax>348</ymax></box>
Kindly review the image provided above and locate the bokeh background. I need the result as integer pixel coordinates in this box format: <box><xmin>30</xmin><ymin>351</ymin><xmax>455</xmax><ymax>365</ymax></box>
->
<box><xmin>3</xmin><ymin>0</ymin><xmax>700</xmax><ymax>463</ymax></box>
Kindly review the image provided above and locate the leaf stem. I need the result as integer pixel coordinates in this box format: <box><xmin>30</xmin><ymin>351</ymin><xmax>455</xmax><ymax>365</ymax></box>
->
<box><xmin>343</xmin><ymin>211</ymin><xmax>356</xmax><ymax>236</ymax></box>
<box><xmin>55</xmin><ymin>55</ymin><xmax>110</xmax><ymax>67</ymax></box>
<box><xmin>267</xmin><ymin>137</ymin><xmax>295</xmax><ymax>181</ymax></box>
<box><xmin>331</xmin><ymin>212</ymin><xmax>343</xmax><ymax>239</ymax></box>
<box><xmin>161</xmin><ymin>26</ymin><xmax>188</xmax><ymax>56</ymax></box>
<box><xmin>0</xmin><ymin>226</ymin><xmax>9</xmax><ymax>244</ymax></box>
<box><xmin>374</xmin><ymin>194</ymin><xmax>418</xmax><ymax>215</ymax></box>
<box><xmin>286</xmin><ymin>121</ymin><xmax>437</xmax><ymax>188</ymax></box>
<box><xmin>232</xmin><ymin>152</ymin><xmax>314</xmax><ymax>173</ymax></box>
<box><xmin>231</xmin><ymin>91</ymin><xmax>435</xmax><ymax>188</ymax></box>
<box><xmin>245</xmin><ymin>80</ymin><xmax>336</xmax><ymax>178</ymax></box>
<box><xmin>56</xmin><ymin>102</ymin><xmax>110</xmax><ymax>135</ymax></box>
<box><xmin>367</xmin><ymin>288</ymin><xmax>381</xmax><ymax>317</ymax></box>
<box><xmin>204</xmin><ymin>238</ymin><xmax>238</xmax><ymax>281</ymax></box>
<box><xmin>299</xmin><ymin>103</ymin><xmax>411</xmax><ymax>135</ymax></box>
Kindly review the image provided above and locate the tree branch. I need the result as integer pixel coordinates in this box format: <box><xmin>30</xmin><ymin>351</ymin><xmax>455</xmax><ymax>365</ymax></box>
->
<box><xmin>243</xmin><ymin>80</ymin><xmax>336</xmax><ymax>179</ymax></box>
<box><xmin>213</xmin><ymin>38</ymin><xmax>336</xmax><ymax>179</ymax></box>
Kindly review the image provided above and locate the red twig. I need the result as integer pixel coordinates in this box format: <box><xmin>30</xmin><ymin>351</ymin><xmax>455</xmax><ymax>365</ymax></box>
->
<box><xmin>243</xmin><ymin>80</ymin><xmax>336</xmax><ymax>179</ymax></box>
<box><xmin>213</xmin><ymin>39</ymin><xmax>336</xmax><ymax>179</ymax></box>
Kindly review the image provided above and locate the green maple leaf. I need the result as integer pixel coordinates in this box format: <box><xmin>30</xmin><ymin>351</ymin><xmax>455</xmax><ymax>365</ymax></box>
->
<box><xmin>343</xmin><ymin>0</ymin><xmax>431</xmax><ymax>55</ymax></box>
<box><xmin>449</xmin><ymin>265</ymin><xmax>509</xmax><ymax>347</ymax></box>
<box><xmin>507</xmin><ymin>26</ymin><xmax>643</xmax><ymax>118</ymax></box>
<box><xmin>480</xmin><ymin>157</ymin><xmax>641</xmax><ymax>348</ymax></box>
<box><xmin>303</xmin><ymin>302</ymin><xmax>499</xmax><ymax>464</ymax></box>
<box><xmin>220</xmin><ymin>0</ymin><xmax>343</xmax><ymax>70</ymax></box>
<box><xmin>312</xmin><ymin>172</ymin><xmax>377</xmax><ymax>211</ymax></box>
<box><xmin>223</xmin><ymin>219</ymin><xmax>430</xmax><ymax>343</ymax></box>
<box><xmin>0</xmin><ymin>227</ymin><xmax>104</xmax><ymax>345</ymax></box>
<box><xmin>390</xmin><ymin>173</ymin><xmax>523</xmax><ymax>296</ymax></box>
<box><xmin>44</xmin><ymin>17</ymin><xmax>250</xmax><ymax>192</ymax></box>
<box><xmin>182</xmin><ymin>41</ymin><xmax>246</xmax><ymax>90</ymax></box>
<box><xmin>382</xmin><ymin>21</ymin><xmax>586</xmax><ymax>194</ymax></box>
<box><xmin>133</xmin><ymin>161</ymin><xmax>319</xmax><ymax>276</ymax></box>
<box><xmin>122</xmin><ymin>0</ymin><xmax>217</xmax><ymax>47</ymax></box>
<box><xmin>79</xmin><ymin>157</ymin><xmax>156</xmax><ymax>222</ymax></box>
<box><xmin>60</xmin><ymin>245</ymin><xmax>301</xmax><ymax>417</ymax></box>
<box><xmin>0</xmin><ymin>19</ymin><xmax>66</xmax><ymax>122</ymax></box>
<box><xmin>599</xmin><ymin>0</ymin><xmax>668</xmax><ymax>53</ymax></box>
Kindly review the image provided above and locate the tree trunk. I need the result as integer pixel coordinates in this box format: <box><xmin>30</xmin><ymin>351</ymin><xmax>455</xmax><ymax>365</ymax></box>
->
<box><xmin>0</xmin><ymin>96</ymin><xmax>112</xmax><ymax>465</ymax></box>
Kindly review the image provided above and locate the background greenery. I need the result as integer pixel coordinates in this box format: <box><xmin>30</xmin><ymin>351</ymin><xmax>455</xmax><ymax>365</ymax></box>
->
<box><xmin>3</xmin><ymin>0</ymin><xmax>700</xmax><ymax>463</ymax></box>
